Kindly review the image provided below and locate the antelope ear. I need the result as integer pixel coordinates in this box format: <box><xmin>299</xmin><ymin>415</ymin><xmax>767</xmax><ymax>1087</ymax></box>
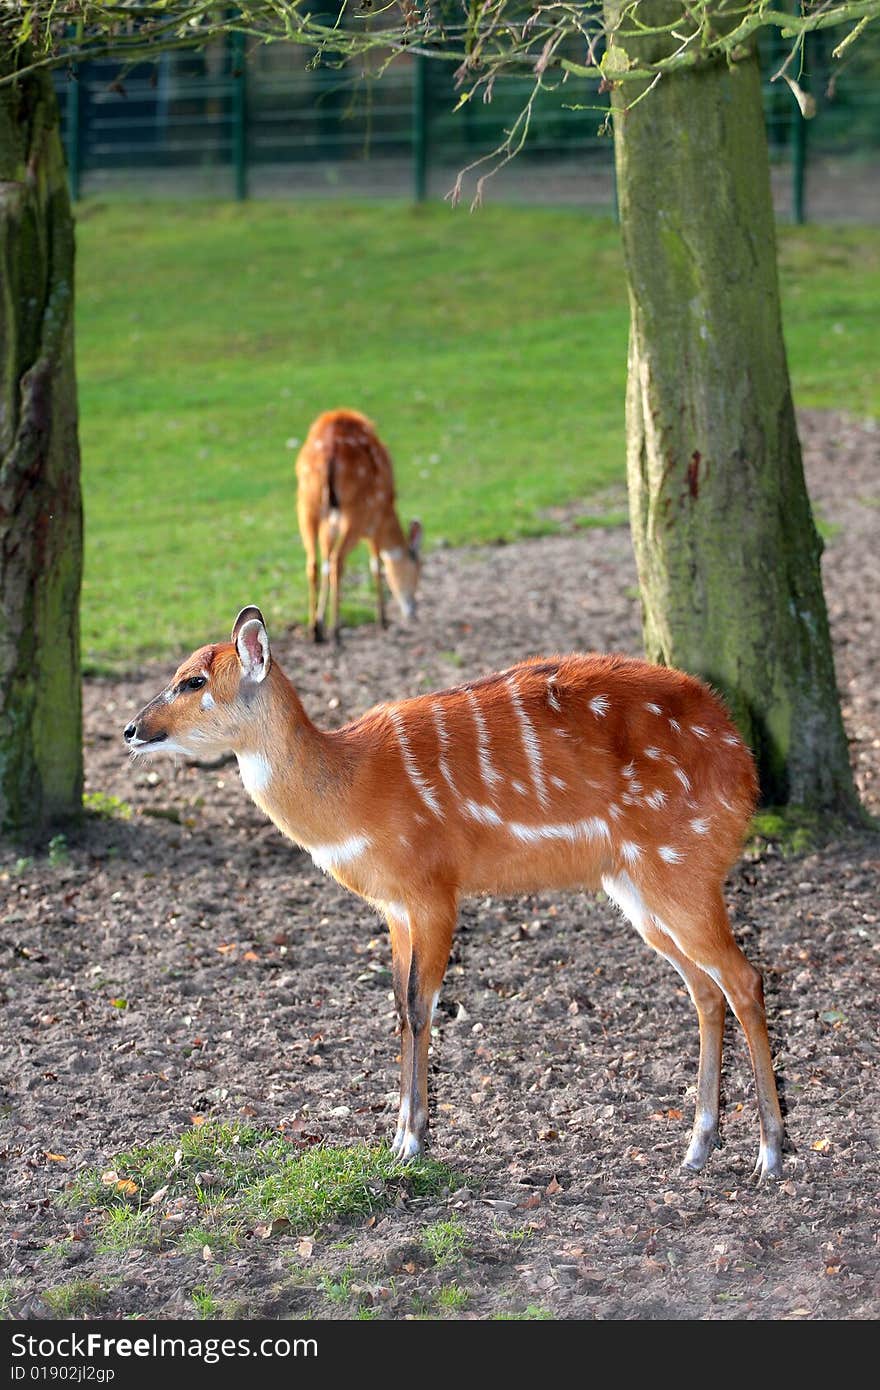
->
<box><xmin>235</xmin><ymin>616</ymin><xmax>270</xmax><ymax>684</ymax></box>
<box><xmin>408</xmin><ymin>518</ymin><xmax>423</xmax><ymax>559</ymax></box>
<box><xmin>232</xmin><ymin>605</ymin><xmax>266</xmax><ymax>643</ymax></box>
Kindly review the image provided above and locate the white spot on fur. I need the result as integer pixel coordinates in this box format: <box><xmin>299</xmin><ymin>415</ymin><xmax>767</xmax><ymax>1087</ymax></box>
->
<box><xmin>380</xmin><ymin>546</ymin><xmax>405</xmax><ymax>563</ymax></box>
<box><xmin>644</xmin><ymin>747</ymin><xmax>661</xmax><ymax>760</ymax></box>
<box><xmin>321</xmin><ymin>560</ymin><xmax>330</xmax><ymax>576</ymax></box>
<box><xmin>645</xmin><ymin>789</ymin><xmax>667</xmax><ymax>809</ymax></box>
<box><xmin>389</xmin><ymin>709</ymin><xmax>443</xmax><ymax>818</ymax></box>
<box><xmin>550</xmin><ymin>775</ymin><xmax>567</xmax><ymax>791</ymax></box>
<box><xmin>620</xmin><ymin>841</ymin><xmax>642</xmax><ymax>864</ymax></box>
<box><xmin>200</xmin><ymin>690</ymin><xmax>216</xmax><ymax>711</ymax></box>
<box><xmin>622</xmin><ymin>762</ymin><xmax>635</xmax><ymax>780</ymax></box>
<box><xmin>512</xmin><ymin>780</ymin><xmax>528</xmax><ymax>795</ymax></box>
<box><xmin>690</xmin><ymin>817</ymin><xmax>710</xmax><ymax>835</ymax></box>
<box><xmin>589</xmin><ymin>695</ymin><xmax>610</xmax><ymax>718</ymax></box>
<box><xmin>608</xmin><ymin>803</ymin><xmax>623</xmax><ymax>820</ymax></box>
<box><xmin>237</xmin><ymin>751</ymin><xmax>272</xmax><ymax>795</ymax></box>
<box><xmin>658</xmin><ymin>845</ymin><xmax>684</xmax><ymax>863</ymax></box>
<box><xmin>431</xmin><ymin>703</ymin><xmax>457</xmax><ymax>792</ymax></box>
<box><xmin>674</xmin><ymin>767</ymin><xmax>692</xmax><ymax>791</ymax></box>
<box><xmin>602</xmin><ymin>871</ymin><xmax>648</xmax><ymax>937</ymax></box>
<box><xmin>669</xmin><ymin>718</ymin><xmax>681</xmax><ymax>734</ymax></box>
<box><xmin>309</xmin><ymin>833</ymin><xmax>371</xmax><ymax>874</ymax></box>
<box><xmin>463</xmin><ymin>800</ymin><xmax>503</xmax><ymax>826</ymax></box>
<box><xmin>644</xmin><ymin>702</ymin><xmax>662</xmax><ymax>715</ymax></box>
<box><xmin>691</xmin><ymin>725</ymin><xmax>709</xmax><ymax>739</ymax></box>
<box><xmin>384</xmin><ymin>900</ymin><xmax>410</xmax><ymax>927</ymax></box>
<box><xmin>506</xmin><ymin>677</ymin><xmax>549</xmax><ymax>807</ymax></box>
<box><xmin>468</xmin><ymin>691</ymin><xmax>503</xmax><ymax>789</ymax></box>
<box><xmin>723</xmin><ymin>734</ymin><xmax>740</xmax><ymax>746</ymax></box>
<box><xmin>164</xmin><ymin>686</ymin><xmax>177</xmax><ymax>705</ymax></box>
<box><xmin>509</xmin><ymin>817</ymin><xmax>609</xmax><ymax>846</ymax></box>
<box><xmin>718</xmin><ymin>794</ymin><xmax>734</xmax><ymax>812</ymax></box>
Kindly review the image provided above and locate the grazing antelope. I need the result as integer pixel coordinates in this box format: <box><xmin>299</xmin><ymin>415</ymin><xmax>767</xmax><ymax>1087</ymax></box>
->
<box><xmin>295</xmin><ymin>409</ymin><xmax>423</xmax><ymax>643</ymax></box>
<box><xmin>123</xmin><ymin>607</ymin><xmax>785</xmax><ymax>1180</ymax></box>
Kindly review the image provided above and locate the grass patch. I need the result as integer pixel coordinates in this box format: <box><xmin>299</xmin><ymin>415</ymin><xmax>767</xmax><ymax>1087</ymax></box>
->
<box><xmin>191</xmin><ymin>1284</ymin><xmax>221</xmax><ymax>1320</ymax></box>
<box><xmin>246</xmin><ymin>1144</ymin><xmax>458</xmax><ymax>1230</ymax></box>
<box><xmin>83</xmin><ymin>791</ymin><xmax>134</xmax><ymax>820</ymax></box>
<box><xmin>74</xmin><ymin>203</ymin><xmax>880</xmax><ymax>669</ymax></box>
<box><xmin>493</xmin><ymin>1304</ymin><xmax>554</xmax><ymax>1320</ymax></box>
<box><xmin>421</xmin><ymin>1216</ymin><xmax>466</xmax><ymax>1265</ymax></box>
<box><xmin>749</xmin><ymin>806</ymin><xmax>875</xmax><ymax>857</ymax></box>
<box><xmin>317</xmin><ymin>1269</ymin><xmax>355</xmax><ymax>1304</ymax></box>
<box><xmin>43</xmin><ymin>1280</ymin><xmax>109</xmax><ymax>1317</ymax></box>
<box><xmin>94</xmin><ymin>1207</ymin><xmax>157</xmax><ymax>1254</ymax></box>
<box><xmin>67</xmin><ymin>1123</ymin><xmax>461</xmax><ymax>1251</ymax></box>
<box><xmin>436</xmin><ymin>1282</ymin><xmax>469</xmax><ymax>1312</ymax></box>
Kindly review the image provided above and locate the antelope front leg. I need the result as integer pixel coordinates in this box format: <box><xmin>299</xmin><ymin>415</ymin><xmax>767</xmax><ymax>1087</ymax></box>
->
<box><xmin>387</xmin><ymin>912</ymin><xmax>414</xmax><ymax>1156</ymax></box>
<box><xmin>391</xmin><ymin>902</ymin><xmax>456</xmax><ymax>1162</ymax></box>
<box><xmin>369</xmin><ymin>544</ymin><xmax>387</xmax><ymax>629</ymax></box>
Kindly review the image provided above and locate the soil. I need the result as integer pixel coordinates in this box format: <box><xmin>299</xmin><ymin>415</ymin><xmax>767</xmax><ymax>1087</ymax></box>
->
<box><xmin>1</xmin><ymin>408</ymin><xmax>878</xmax><ymax>1322</ymax></box>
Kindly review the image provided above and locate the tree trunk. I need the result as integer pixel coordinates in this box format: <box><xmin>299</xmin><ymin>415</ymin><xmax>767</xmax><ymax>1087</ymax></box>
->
<box><xmin>605</xmin><ymin>2</ymin><xmax>860</xmax><ymax>815</ymax></box>
<box><xmin>0</xmin><ymin>59</ymin><xmax>83</xmax><ymax>839</ymax></box>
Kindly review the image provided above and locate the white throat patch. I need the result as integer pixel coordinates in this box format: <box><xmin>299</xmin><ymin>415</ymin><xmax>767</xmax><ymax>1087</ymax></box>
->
<box><xmin>236</xmin><ymin>751</ymin><xmax>272</xmax><ymax>795</ymax></box>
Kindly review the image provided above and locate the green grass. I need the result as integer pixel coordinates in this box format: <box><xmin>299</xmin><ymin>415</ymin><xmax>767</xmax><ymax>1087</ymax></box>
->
<box><xmin>42</xmin><ymin>1279</ymin><xmax>109</xmax><ymax>1317</ymax></box>
<box><xmin>67</xmin><ymin>1122</ymin><xmax>460</xmax><ymax>1251</ymax></box>
<box><xmin>493</xmin><ymin>1304</ymin><xmax>554</xmax><ymax>1320</ymax></box>
<box><xmin>421</xmin><ymin>1215</ymin><xmax>466</xmax><ymax>1265</ymax></box>
<box><xmin>436</xmin><ymin>1282</ymin><xmax>469</xmax><ymax>1312</ymax></box>
<box><xmin>73</xmin><ymin>202</ymin><xmax>880</xmax><ymax>670</ymax></box>
<box><xmin>191</xmin><ymin>1284</ymin><xmax>221</xmax><ymax>1319</ymax></box>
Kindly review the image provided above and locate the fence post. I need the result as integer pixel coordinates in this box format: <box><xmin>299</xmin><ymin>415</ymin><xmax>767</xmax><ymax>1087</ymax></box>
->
<box><xmin>413</xmin><ymin>54</ymin><xmax>427</xmax><ymax>202</ymax></box>
<box><xmin>231</xmin><ymin>29</ymin><xmax>248</xmax><ymax>201</ymax></box>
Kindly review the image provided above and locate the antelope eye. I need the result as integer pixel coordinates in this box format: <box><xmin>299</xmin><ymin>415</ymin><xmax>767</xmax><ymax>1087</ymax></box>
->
<box><xmin>184</xmin><ymin>676</ymin><xmax>207</xmax><ymax>692</ymax></box>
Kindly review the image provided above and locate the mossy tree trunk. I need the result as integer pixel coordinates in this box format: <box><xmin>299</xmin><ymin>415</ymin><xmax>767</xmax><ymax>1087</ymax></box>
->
<box><xmin>605</xmin><ymin>1</ymin><xmax>859</xmax><ymax>814</ymax></box>
<box><xmin>0</xmin><ymin>57</ymin><xmax>83</xmax><ymax>839</ymax></box>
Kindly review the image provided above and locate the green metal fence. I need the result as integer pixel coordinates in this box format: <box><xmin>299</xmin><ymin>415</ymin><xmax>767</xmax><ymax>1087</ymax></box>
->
<box><xmin>55</xmin><ymin>32</ymin><xmax>880</xmax><ymax>221</ymax></box>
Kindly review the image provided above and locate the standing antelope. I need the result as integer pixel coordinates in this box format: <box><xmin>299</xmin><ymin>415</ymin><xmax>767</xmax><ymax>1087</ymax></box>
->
<box><xmin>295</xmin><ymin>409</ymin><xmax>423</xmax><ymax>643</ymax></box>
<box><xmin>123</xmin><ymin>607</ymin><xmax>785</xmax><ymax>1180</ymax></box>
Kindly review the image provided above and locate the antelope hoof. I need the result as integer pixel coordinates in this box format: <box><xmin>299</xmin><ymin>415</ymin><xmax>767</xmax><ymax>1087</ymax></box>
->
<box><xmin>682</xmin><ymin>1127</ymin><xmax>721</xmax><ymax>1174</ymax></box>
<box><xmin>333</xmin><ymin>627</ymin><xmax>343</xmax><ymax>647</ymax></box>
<box><xmin>390</xmin><ymin>1129</ymin><xmax>424</xmax><ymax>1163</ymax></box>
<box><xmin>752</xmin><ymin>1145</ymin><xmax>784</xmax><ymax>1184</ymax></box>
<box><xmin>312</xmin><ymin>621</ymin><xmax>325</xmax><ymax>645</ymax></box>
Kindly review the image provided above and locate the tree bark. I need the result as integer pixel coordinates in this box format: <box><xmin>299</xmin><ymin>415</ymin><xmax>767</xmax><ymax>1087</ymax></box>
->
<box><xmin>605</xmin><ymin>1</ymin><xmax>860</xmax><ymax>814</ymax></box>
<box><xmin>0</xmin><ymin>59</ymin><xmax>83</xmax><ymax>838</ymax></box>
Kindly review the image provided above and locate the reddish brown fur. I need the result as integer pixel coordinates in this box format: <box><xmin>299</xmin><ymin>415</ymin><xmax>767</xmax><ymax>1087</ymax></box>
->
<box><xmin>295</xmin><ymin>409</ymin><xmax>422</xmax><ymax>641</ymax></box>
<box><xmin>126</xmin><ymin>630</ymin><xmax>784</xmax><ymax>1178</ymax></box>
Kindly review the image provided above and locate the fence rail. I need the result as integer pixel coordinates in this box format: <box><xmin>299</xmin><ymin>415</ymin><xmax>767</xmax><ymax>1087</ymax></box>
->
<box><xmin>54</xmin><ymin>34</ymin><xmax>880</xmax><ymax>222</ymax></box>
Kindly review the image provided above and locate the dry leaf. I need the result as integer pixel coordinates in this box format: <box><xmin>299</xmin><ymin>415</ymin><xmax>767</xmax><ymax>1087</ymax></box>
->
<box><xmin>545</xmin><ymin>1176</ymin><xmax>562</xmax><ymax>1195</ymax></box>
<box><xmin>667</xmin><ymin>1109</ymin><xmax>682</xmax><ymax>1121</ymax></box>
<box><xmin>296</xmin><ymin>1236</ymin><xmax>314</xmax><ymax>1258</ymax></box>
<box><xmin>148</xmin><ymin>1185</ymin><xmax>169</xmax><ymax>1206</ymax></box>
<box><xmin>243</xmin><ymin>950</ymin><xmax>259</xmax><ymax>962</ymax></box>
<box><xmin>101</xmin><ymin>1170</ymin><xmax>119</xmax><ymax>1186</ymax></box>
<box><xmin>202</xmin><ymin>1244</ymin><xmax>213</xmax><ymax>1262</ymax></box>
<box><xmin>116</xmin><ymin>1179</ymin><xmax>138</xmax><ymax>1197</ymax></box>
<box><xmin>45</xmin><ymin>1152</ymin><xmax>67</xmax><ymax>1163</ymax></box>
<box><xmin>811</xmin><ymin>1137</ymin><xmax>832</xmax><ymax>1152</ymax></box>
<box><xmin>190</xmin><ymin>1115</ymin><xmax>207</xmax><ymax>1127</ymax></box>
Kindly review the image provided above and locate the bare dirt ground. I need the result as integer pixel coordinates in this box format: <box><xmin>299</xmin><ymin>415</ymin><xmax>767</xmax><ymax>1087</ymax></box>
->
<box><xmin>1</xmin><ymin>409</ymin><xmax>878</xmax><ymax>1321</ymax></box>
